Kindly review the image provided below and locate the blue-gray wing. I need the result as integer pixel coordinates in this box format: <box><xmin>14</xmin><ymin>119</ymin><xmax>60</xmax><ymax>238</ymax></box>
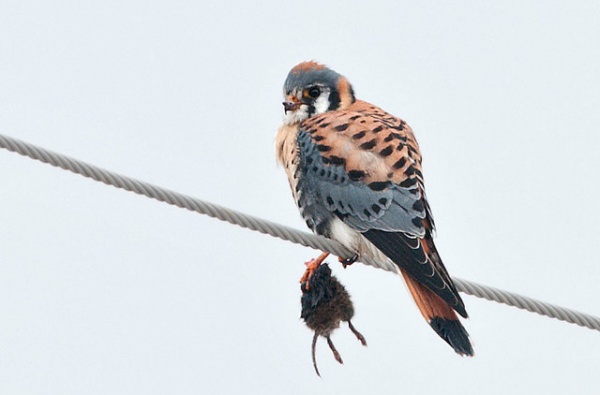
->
<box><xmin>292</xmin><ymin>107</ymin><xmax>467</xmax><ymax>318</ymax></box>
<box><xmin>295</xmin><ymin>128</ymin><xmax>426</xmax><ymax>238</ymax></box>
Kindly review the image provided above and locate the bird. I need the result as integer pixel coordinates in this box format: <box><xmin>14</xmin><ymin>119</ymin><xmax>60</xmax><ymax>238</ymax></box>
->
<box><xmin>300</xmin><ymin>256</ymin><xmax>367</xmax><ymax>376</ymax></box>
<box><xmin>275</xmin><ymin>61</ymin><xmax>473</xmax><ymax>356</ymax></box>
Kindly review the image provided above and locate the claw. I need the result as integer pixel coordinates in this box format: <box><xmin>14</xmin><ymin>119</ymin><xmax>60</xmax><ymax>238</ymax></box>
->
<box><xmin>339</xmin><ymin>254</ymin><xmax>359</xmax><ymax>268</ymax></box>
<box><xmin>300</xmin><ymin>252</ymin><xmax>330</xmax><ymax>287</ymax></box>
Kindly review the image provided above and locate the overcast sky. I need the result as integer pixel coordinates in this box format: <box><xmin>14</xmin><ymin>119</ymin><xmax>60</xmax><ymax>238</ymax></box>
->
<box><xmin>1</xmin><ymin>1</ymin><xmax>600</xmax><ymax>394</ymax></box>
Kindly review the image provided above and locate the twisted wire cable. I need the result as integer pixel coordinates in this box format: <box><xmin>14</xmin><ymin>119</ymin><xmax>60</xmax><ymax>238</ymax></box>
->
<box><xmin>1</xmin><ymin>133</ymin><xmax>599</xmax><ymax>332</ymax></box>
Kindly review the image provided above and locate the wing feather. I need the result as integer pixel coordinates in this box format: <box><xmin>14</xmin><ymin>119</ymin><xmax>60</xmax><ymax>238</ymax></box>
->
<box><xmin>296</xmin><ymin>100</ymin><xmax>466</xmax><ymax>316</ymax></box>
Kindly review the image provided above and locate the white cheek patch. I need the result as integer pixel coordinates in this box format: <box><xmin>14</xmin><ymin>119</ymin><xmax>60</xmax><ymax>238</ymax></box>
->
<box><xmin>313</xmin><ymin>91</ymin><xmax>331</xmax><ymax>115</ymax></box>
<box><xmin>282</xmin><ymin>89</ymin><xmax>331</xmax><ymax>125</ymax></box>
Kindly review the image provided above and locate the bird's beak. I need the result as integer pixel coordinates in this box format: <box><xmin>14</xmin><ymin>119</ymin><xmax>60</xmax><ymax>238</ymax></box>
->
<box><xmin>282</xmin><ymin>99</ymin><xmax>301</xmax><ymax>113</ymax></box>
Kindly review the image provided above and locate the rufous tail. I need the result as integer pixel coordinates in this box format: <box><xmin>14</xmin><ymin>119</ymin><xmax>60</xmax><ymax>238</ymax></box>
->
<box><xmin>401</xmin><ymin>270</ymin><xmax>474</xmax><ymax>356</ymax></box>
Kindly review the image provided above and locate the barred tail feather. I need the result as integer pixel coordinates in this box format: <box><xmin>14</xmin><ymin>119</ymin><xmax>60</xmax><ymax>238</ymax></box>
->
<box><xmin>402</xmin><ymin>271</ymin><xmax>474</xmax><ymax>356</ymax></box>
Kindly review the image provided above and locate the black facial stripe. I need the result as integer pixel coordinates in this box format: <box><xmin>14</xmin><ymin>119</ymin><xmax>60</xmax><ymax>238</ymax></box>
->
<box><xmin>328</xmin><ymin>88</ymin><xmax>340</xmax><ymax>111</ymax></box>
<box><xmin>349</xmin><ymin>85</ymin><xmax>356</xmax><ymax>103</ymax></box>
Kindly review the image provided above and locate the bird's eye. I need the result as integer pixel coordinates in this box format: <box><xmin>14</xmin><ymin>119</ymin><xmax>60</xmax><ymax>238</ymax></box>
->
<box><xmin>306</xmin><ymin>86</ymin><xmax>321</xmax><ymax>99</ymax></box>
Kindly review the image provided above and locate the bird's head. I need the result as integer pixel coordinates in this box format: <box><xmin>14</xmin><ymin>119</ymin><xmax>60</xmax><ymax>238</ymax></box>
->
<box><xmin>282</xmin><ymin>61</ymin><xmax>356</xmax><ymax>125</ymax></box>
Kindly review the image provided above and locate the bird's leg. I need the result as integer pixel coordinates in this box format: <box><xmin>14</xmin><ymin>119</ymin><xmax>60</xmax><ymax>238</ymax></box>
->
<box><xmin>311</xmin><ymin>332</ymin><xmax>321</xmax><ymax>377</ymax></box>
<box><xmin>326</xmin><ymin>335</ymin><xmax>343</xmax><ymax>365</ymax></box>
<box><xmin>348</xmin><ymin>321</ymin><xmax>367</xmax><ymax>346</ymax></box>
<box><xmin>339</xmin><ymin>254</ymin><xmax>359</xmax><ymax>268</ymax></box>
<box><xmin>300</xmin><ymin>251</ymin><xmax>330</xmax><ymax>286</ymax></box>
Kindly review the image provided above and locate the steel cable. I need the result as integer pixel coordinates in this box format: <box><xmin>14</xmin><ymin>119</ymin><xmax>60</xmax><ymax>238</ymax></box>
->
<box><xmin>1</xmin><ymin>133</ymin><xmax>599</xmax><ymax>332</ymax></box>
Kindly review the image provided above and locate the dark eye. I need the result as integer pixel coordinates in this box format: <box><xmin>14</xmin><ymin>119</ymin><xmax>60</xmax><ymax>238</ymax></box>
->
<box><xmin>307</xmin><ymin>86</ymin><xmax>321</xmax><ymax>98</ymax></box>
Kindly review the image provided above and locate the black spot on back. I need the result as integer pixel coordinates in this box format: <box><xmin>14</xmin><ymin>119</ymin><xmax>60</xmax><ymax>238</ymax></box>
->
<box><xmin>352</xmin><ymin>131</ymin><xmax>366</xmax><ymax>139</ymax></box>
<box><xmin>399</xmin><ymin>178</ymin><xmax>417</xmax><ymax>188</ymax></box>
<box><xmin>360</xmin><ymin>139</ymin><xmax>377</xmax><ymax>150</ymax></box>
<box><xmin>411</xmin><ymin>217</ymin><xmax>423</xmax><ymax>228</ymax></box>
<box><xmin>379</xmin><ymin>146</ymin><xmax>393</xmax><ymax>157</ymax></box>
<box><xmin>348</xmin><ymin>170</ymin><xmax>366</xmax><ymax>181</ymax></box>
<box><xmin>393</xmin><ymin>157</ymin><xmax>407</xmax><ymax>169</ymax></box>
<box><xmin>412</xmin><ymin>199</ymin><xmax>424</xmax><ymax>212</ymax></box>
<box><xmin>328</xmin><ymin>155</ymin><xmax>346</xmax><ymax>165</ymax></box>
<box><xmin>368</xmin><ymin>181</ymin><xmax>388</xmax><ymax>191</ymax></box>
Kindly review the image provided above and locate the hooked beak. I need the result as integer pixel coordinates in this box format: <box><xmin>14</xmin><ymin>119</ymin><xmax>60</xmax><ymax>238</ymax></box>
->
<box><xmin>282</xmin><ymin>100</ymin><xmax>301</xmax><ymax>113</ymax></box>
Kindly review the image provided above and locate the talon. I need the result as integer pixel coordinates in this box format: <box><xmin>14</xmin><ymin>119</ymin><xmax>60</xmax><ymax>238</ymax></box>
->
<box><xmin>300</xmin><ymin>252</ymin><xmax>330</xmax><ymax>287</ymax></box>
<box><xmin>339</xmin><ymin>254</ymin><xmax>359</xmax><ymax>268</ymax></box>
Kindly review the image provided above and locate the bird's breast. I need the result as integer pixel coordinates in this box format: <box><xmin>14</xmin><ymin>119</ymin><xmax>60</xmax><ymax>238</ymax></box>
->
<box><xmin>275</xmin><ymin>124</ymin><xmax>301</xmax><ymax>201</ymax></box>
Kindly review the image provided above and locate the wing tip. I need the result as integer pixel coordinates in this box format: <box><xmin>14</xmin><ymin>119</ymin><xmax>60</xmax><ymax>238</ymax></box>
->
<box><xmin>454</xmin><ymin>300</ymin><xmax>469</xmax><ymax>319</ymax></box>
<box><xmin>429</xmin><ymin>317</ymin><xmax>474</xmax><ymax>357</ymax></box>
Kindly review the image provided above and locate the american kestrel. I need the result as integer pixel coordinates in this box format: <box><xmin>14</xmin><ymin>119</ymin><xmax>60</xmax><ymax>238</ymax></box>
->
<box><xmin>276</xmin><ymin>61</ymin><xmax>473</xmax><ymax>356</ymax></box>
<box><xmin>300</xmin><ymin>257</ymin><xmax>366</xmax><ymax>376</ymax></box>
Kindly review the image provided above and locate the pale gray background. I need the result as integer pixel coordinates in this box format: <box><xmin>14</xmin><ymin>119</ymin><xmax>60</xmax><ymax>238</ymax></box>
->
<box><xmin>1</xmin><ymin>1</ymin><xmax>599</xmax><ymax>394</ymax></box>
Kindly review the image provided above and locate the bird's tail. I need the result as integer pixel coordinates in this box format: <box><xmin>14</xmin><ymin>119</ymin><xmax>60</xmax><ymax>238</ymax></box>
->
<box><xmin>401</xmin><ymin>271</ymin><xmax>474</xmax><ymax>356</ymax></box>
